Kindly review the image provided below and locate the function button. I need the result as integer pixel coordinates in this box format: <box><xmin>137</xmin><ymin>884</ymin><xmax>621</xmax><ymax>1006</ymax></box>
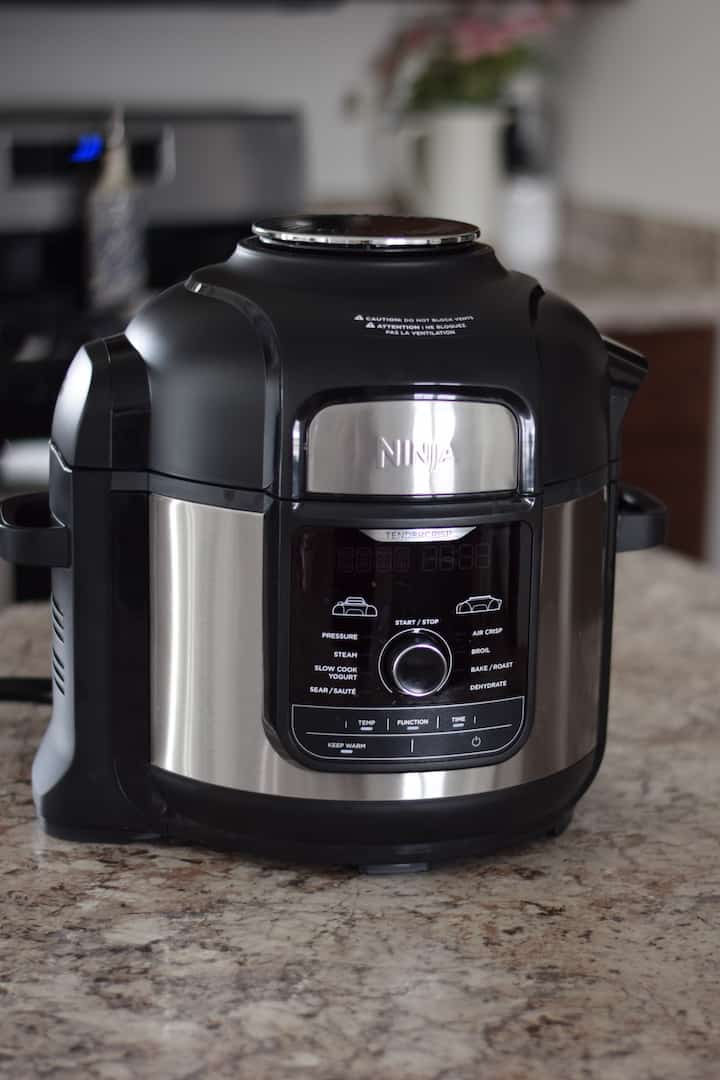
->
<box><xmin>388</xmin><ymin>712</ymin><xmax>435</xmax><ymax>734</ymax></box>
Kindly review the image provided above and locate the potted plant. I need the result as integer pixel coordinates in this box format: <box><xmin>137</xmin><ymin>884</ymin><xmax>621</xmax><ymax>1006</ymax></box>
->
<box><xmin>373</xmin><ymin>4</ymin><xmax>570</xmax><ymax>234</ymax></box>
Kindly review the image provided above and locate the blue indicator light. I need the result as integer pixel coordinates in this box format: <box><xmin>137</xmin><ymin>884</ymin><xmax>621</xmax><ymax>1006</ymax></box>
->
<box><xmin>70</xmin><ymin>133</ymin><xmax>104</xmax><ymax>163</ymax></box>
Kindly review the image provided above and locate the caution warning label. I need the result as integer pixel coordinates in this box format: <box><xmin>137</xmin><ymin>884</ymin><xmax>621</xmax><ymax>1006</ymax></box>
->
<box><xmin>353</xmin><ymin>314</ymin><xmax>474</xmax><ymax>338</ymax></box>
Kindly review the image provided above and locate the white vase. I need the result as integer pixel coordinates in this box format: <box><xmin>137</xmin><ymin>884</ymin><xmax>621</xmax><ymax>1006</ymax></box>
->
<box><xmin>396</xmin><ymin>106</ymin><xmax>504</xmax><ymax>239</ymax></box>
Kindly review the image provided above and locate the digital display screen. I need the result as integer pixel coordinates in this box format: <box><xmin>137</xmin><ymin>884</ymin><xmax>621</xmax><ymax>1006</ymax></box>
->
<box><xmin>290</xmin><ymin>521</ymin><xmax>532</xmax><ymax>714</ymax></box>
<box><xmin>336</xmin><ymin>541</ymin><xmax>491</xmax><ymax>575</ymax></box>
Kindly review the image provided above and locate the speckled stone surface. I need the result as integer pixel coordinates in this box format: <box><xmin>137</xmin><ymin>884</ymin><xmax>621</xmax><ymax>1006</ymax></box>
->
<box><xmin>1</xmin><ymin>549</ymin><xmax>718</xmax><ymax>1079</ymax></box>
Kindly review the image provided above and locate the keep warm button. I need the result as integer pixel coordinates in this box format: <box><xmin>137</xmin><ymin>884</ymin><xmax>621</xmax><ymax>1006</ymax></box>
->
<box><xmin>300</xmin><ymin>733</ymin><xmax>411</xmax><ymax>761</ymax></box>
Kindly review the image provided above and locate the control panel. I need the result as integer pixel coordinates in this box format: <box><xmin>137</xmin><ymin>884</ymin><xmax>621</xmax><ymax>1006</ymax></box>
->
<box><xmin>289</xmin><ymin>522</ymin><xmax>531</xmax><ymax>769</ymax></box>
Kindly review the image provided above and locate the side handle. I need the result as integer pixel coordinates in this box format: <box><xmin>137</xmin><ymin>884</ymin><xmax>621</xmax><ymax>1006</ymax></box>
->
<box><xmin>604</xmin><ymin>336</ymin><xmax>648</xmax><ymax>462</ymax></box>
<box><xmin>617</xmin><ymin>484</ymin><xmax>667</xmax><ymax>552</ymax></box>
<box><xmin>0</xmin><ymin>492</ymin><xmax>71</xmax><ymax>567</ymax></box>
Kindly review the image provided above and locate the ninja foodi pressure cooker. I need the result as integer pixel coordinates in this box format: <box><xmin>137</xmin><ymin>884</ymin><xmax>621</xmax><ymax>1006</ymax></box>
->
<box><xmin>0</xmin><ymin>215</ymin><xmax>666</xmax><ymax>866</ymax></box>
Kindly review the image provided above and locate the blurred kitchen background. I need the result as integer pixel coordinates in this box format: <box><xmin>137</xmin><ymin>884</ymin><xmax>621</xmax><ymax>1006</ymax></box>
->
<box><xmin>1</xmin><ymin>0</ymin><xmax>719</xmax><ymax>606</ymax></box>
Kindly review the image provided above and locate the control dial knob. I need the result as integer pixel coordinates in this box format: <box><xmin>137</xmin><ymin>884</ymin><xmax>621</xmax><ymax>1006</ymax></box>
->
<box><xmin>379</xmin><ymin>629</ymin><xmax>452</xmax><ymax>698</ymax></box>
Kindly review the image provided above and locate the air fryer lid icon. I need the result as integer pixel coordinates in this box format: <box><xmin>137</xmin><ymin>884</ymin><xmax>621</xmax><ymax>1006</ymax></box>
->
<box><xmin>456</xmin><ymin>595</ymin><xmax>503</xmax><ymax>614</ymax></box>
<box><xmin>332</xmin><ymin>596</ymin><xmax>378</xmax><ymax>617</ymax></box>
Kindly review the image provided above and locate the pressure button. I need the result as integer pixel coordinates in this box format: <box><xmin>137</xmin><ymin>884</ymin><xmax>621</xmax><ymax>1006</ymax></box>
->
<box><xmin>379</xmin><ymin>629</ymin><xmax>452</xmax><ymax>698</ymax></box>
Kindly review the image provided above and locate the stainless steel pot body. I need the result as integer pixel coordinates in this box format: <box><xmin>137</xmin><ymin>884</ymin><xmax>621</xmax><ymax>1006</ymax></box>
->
<box><xmin>149</xmin><ymin>485</ymin><xmax>608</xmax><ymax>803</ymax></box>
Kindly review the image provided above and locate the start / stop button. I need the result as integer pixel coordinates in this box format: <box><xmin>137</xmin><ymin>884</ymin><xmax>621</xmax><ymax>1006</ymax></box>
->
<box><xmin>379</xmin><ymin>629</ymin><xmax>452</xmax><ymax>698</ymax></box>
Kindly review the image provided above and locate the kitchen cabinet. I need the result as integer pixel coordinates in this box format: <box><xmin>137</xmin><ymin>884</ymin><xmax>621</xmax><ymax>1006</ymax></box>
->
<box><xmin>612</xmin><ymin>325</ymin><xmax>715</xmax><ymax>559</ymax></box>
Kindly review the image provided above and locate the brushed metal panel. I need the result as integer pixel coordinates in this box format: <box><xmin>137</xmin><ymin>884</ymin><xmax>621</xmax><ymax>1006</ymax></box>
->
<box><xmin>150</xmin><ymin>495</ymin><xmax>266</xmax><ymax>787</ymax></box>
<box><xmin>305</xmin><ymin>400</ymin><xmax>518</xmax><ymax>496</ymax></box>
<box><xmin>150</xmin><ymin>490</ymin><xmax>606</xmax><ymax>802</ymax></box>
<box><xmin>533</xmin><ymin>488</ymin><xmax>608</xmax><ymax>770</ymax></box>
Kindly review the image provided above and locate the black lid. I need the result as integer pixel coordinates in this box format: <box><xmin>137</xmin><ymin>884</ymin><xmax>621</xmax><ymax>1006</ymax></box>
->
<box><xmin>51</xmin><ymin>215</ymin><xmax>642</xmax><ymax>497</ymax></box>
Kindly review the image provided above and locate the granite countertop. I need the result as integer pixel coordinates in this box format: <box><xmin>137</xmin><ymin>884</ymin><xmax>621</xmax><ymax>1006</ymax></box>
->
<box><xmin>1</xmin><ymin>549</ymin><xmax>719</xmax><ymax>1079</ymax></box>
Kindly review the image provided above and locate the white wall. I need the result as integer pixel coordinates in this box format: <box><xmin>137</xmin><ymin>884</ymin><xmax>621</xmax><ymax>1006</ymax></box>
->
<box><xmin>558</xmin><ymin>0</ymin><xmax>720</xmax><ymax>226</ymax></box>
<box><xmin>6</xmin><ymin>1</ymin><xmax>719</xmax><ymax>222</ymax></box>
<box><xmin>0</xmin><ymin>2</ymin><xmax>414</xmax><ymax>202</ymax></box>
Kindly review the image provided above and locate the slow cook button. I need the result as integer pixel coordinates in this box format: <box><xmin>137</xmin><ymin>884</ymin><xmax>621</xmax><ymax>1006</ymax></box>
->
<box><xmin>299</xmin><ymin>733</ymin><xmax>412</xmax><ymax>761</ymax></box>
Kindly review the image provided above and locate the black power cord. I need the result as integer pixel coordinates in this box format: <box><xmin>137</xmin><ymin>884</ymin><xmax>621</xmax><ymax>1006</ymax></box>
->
<box><xmin>0</xmin><ymin>677</ymin><xmax>52</xmax><ymax>705</ymax></box>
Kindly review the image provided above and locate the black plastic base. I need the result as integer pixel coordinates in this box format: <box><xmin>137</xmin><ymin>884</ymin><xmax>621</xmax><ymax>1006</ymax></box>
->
<box><xmin>357</xmin><ymin>810</ymin><xmax>574</xmax><ymax>872</ymax></box>
<box><xmin>144</xmin><ymin>752</ymin><xmax>593</xmax><ymax>866</ymax></box>
<box><xmin>42</xmin><ymin>810</ymin><xmax>574</xmax><ymax>869</ymax></box>
<box><xmin>41</xmin><ymin>822</ymin><xmax>163</xmax><ymax>845</ymax></box>
<box><xmin>38</xmin><ymin>753</ymin><xmax>595</xmax><ymax>867</ymax></box>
